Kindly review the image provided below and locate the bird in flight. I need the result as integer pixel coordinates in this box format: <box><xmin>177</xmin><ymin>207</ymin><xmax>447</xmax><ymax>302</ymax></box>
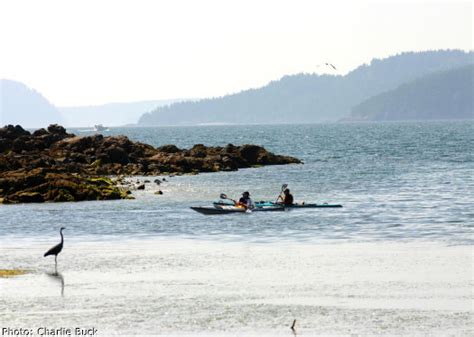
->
<box><xmin>315</xmin><ymin>63</ymin><xmax>337</xmax><ymax>71</ymax></box>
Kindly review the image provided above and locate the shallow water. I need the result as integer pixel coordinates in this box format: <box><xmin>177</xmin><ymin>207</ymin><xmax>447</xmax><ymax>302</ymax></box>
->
<box><xmin>1</xmin><ymin>241</ymin><xmax>472</xmax><ymax>336</ymax></box>
<box><xmin>1</xmin><ymin>121</ymin><xmax>473</xmax><ymax>336</ymax></box>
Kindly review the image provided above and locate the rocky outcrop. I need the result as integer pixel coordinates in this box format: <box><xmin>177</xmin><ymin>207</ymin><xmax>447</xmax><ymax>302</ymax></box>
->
<box><xmin>0</xmin><ymin>168</ymin><xmax>129</xmax><ymax>204</ymax></box>
<box><xmin>0</xmin><ymin>124</ymin><xmax>301</xmax><ymax>203</ymax></box>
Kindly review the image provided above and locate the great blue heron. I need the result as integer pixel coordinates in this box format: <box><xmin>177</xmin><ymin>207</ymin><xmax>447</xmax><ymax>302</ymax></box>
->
<box><xmin>44</xmin><ymin>227</ymin><xmax>65</xmax><ymax>266</ymax></box>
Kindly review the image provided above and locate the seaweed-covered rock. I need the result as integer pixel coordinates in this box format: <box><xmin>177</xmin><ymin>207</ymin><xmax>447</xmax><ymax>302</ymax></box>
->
<box><xmin>0</xmin><ymin>124</ymin><xmax>301</xmax><ymax>203</ymax></box>
<box><xmin>0</xmin><ymin>168</ymin><xmax>131</xmax><ymax>204</ymax></box>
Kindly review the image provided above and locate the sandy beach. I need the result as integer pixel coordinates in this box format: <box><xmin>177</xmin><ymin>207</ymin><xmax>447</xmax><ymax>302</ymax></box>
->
<box><xmin>1</xmin><ymin>239</ymin><xmax>472</xmax><ymax>336</ymax></box>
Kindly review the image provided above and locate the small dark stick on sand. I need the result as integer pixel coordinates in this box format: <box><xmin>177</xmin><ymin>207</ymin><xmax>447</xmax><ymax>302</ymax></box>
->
<box><xmin>290</xmin><ymin>319</ymin><xmax>297</xmax><ymax>332</ymax></box>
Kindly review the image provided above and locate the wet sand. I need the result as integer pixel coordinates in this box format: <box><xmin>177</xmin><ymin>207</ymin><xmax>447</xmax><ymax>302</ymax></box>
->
<box><xmin>0</xmin><ymin>239</ymin><xmax>472</xmax><ymax>336</ymax></box>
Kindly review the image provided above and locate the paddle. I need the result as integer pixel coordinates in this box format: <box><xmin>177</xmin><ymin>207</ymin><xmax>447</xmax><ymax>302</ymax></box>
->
<box><xmin>275</xmin><ymin>184</ymin><xmax>288</xmax><ymax>203</ymax></box>
<box><xmin>220</xmin><ymin>193</ymin><xmax>252</xmax><ymax>210</ymax></box>
<box><xmin>220</xmin><ymin>193</ymin><xmax>237</xmax><ymax>205</ymax></box>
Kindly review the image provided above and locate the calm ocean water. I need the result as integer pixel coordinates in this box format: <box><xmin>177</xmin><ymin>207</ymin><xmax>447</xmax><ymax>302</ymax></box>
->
<box><xmin>1</xmin><ymin>121</ymin><xmax>473</xmax><ymax>245</ymax></box>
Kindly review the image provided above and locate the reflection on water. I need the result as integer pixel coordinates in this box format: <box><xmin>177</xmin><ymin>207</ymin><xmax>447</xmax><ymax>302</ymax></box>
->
<box><xmin>46</xmin><ymin>270</ymin><xmax>65</xmax><ymax>297</ymax></box>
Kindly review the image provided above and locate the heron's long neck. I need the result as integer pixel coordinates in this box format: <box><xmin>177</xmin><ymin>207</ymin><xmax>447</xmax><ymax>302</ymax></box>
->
<box><xmin>60</xmin><ymin>230</ymin><xmax>64</xmax><ymax>244</ymax></box>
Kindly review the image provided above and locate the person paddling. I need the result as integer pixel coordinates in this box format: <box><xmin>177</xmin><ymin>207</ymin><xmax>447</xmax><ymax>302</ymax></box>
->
<box><xmin>278</xmin><ymin>188</ymin><xmax>294</xmax><ymax>206</ymax></box>
<box><xmin>238</xmin><ymin>191</ymin><xmax>255</xmax><ymax>209</ymax></box>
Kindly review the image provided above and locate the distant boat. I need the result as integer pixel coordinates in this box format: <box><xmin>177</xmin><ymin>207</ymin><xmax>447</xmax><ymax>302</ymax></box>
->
<box><xmin>93</xmin><ymin>124</ymin><xmax>108</xmax><ymax>132</ymax></box>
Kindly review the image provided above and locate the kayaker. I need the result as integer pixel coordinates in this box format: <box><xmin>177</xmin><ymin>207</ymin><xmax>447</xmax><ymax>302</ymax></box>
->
<box><xmin>278</xmin><ymin>188</ymin><xmax>294</xmax><ymax>206</ymax></box>
<box><xmin>238</xmin><ymin>191</ymin><xmax>255</xmax><ymax>209</ymax></box>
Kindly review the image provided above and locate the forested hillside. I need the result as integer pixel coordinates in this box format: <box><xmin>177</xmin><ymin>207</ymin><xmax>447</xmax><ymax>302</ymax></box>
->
<box><xmin>138</xmin><ymin>50</ymin><xmax>473</xmax><ymax>125</ymax></box>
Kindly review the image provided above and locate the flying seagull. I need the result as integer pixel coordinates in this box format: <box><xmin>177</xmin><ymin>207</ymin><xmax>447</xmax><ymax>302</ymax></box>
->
<box><xmin>315</xmin><ymin>63</ymin><xmax>337</xmax><ymax>71</ymax></box>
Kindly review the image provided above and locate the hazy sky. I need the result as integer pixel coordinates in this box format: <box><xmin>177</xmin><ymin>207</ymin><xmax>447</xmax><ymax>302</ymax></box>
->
<box><xmin>0</xmin><ymin>0</ymin><xmax>472</xmax><ymax>106</ymax></box>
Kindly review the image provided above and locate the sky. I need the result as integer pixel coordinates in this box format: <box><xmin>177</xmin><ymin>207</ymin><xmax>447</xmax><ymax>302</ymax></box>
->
<box><xmin>0</xmin><ymin>0</ymin><xmax>472</xmax><ymax>106</ymax></box>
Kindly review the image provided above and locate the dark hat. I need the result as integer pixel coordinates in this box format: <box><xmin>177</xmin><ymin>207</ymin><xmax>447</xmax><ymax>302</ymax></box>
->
<box><xmin>243</xmin><ymin>191</ymin><xmax>250</xmax><ymax>196</ymax></box>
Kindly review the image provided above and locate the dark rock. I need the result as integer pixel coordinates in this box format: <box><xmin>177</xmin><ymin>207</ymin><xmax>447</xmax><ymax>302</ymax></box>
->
<box><xmin>59</xmin><ymin>135</ymin><xmax>102</xmax><ymax>153</ymax></box>
<box><xmin>137</xmin><ymin>184</ymin><xmax>145</xmax><ymax>190</ymax></box>
<box><xmin>0</xmin><ymin>167</ymin><xmax>131</xmax><ymax>204</ymax></box>
<box><xmin>67</xmin><ymin>153</ymin><xmax>88</xmax><ymax>164</ymax></box>
<box><xmin>11</xmin><ymin>138</ymin><xmax>27</xmax><ymax>153</ymax></box>
<box><xmin>101</xmin><ymin>145</ymin><xmax>129</xmax><ymax>165</ymax></box>
<box><xmin>0</xmin><ymin>123</ymin><xmax>301</xmax><ymax>204</ymax></box>
<box><xmin>0</xmin><ymin>125</ymin><xmax>30</xmax><ymax>140</ymax></box>
<box><xmin>189</xmin><ymin>144</ymin><xmax>207</xmax><ymax>158</ymax></box>
<box><xmin>157</xmin><ymin>144</ymin><xmax>181</xmax><ymax>153</ymax></box>
<box><xmin>222</xmin><ymin>156</ymin><xmax>238</xmax><ymax>171</ymax></box>
<box><xmin>0</xmin><ymin>138</ymin><xmax>12</xmax><ymax>153</ymax></box>
<box><xmin>239</xmin><ymin>144</ymin><xmax>263</xmax><ymax>165</ymax></box>
<box><xmin>47</xmin><ymin>124</ymin><xmax>67</xmax><ymax>135</ymax></box>
<box><xmin>32</xmin><ymin>128</ymin><xmax>49</xmax><ymax>137</ymax></box>
<box><xmin>223</xmin><ymin>143</ymin><xmax>237</xmax><ymax>154</ymax></box>
<box><xmin>13</xmin><ymin>192</ymin><xmax>44</xmax><ymax>203</ymax></box>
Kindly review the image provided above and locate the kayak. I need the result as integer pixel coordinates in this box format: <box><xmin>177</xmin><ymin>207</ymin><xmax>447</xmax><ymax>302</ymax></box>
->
<box><xmin>289</xmin><ymin>203</ymin><xmax>342</xmax><ymax>208</ymax></box>
<box><xmin>191</xmin><ymin>205</ymin><xmax>285</xmax><ymax>215</ymax></box>
<box><xmin>256</xmin><ymin>201</ymin><xmax>343</xmax><ymax>208</ymax></box>
<box><xmin>213</xmin><ymin>201</ymin><xmax>343</xmax><ymax>208</ymax></box>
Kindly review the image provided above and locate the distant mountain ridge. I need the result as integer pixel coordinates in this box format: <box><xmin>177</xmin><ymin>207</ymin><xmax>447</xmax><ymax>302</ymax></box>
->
<box><xmin>2</xmin><ymin>50</ymin><xmax>473</xmax><ymax>128</ymax></box>
<box><xmin>0</xmin><ymin>79</ymin><xmax>63</xmax><ymax>128</ymax></box>
<box><xmin>138</xmin><ymin>50</ymin><xmax>474</xmax><ymax>125</ymax></box>
<box><xmin>349</xmin><ymin>64</ymin><xmax>474</xmax><ymax>121</ymax></box>
<box><xmin>0</xmin><ymin>79</ymin><xmax>184</xmax><ymax>127</ymax></box>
